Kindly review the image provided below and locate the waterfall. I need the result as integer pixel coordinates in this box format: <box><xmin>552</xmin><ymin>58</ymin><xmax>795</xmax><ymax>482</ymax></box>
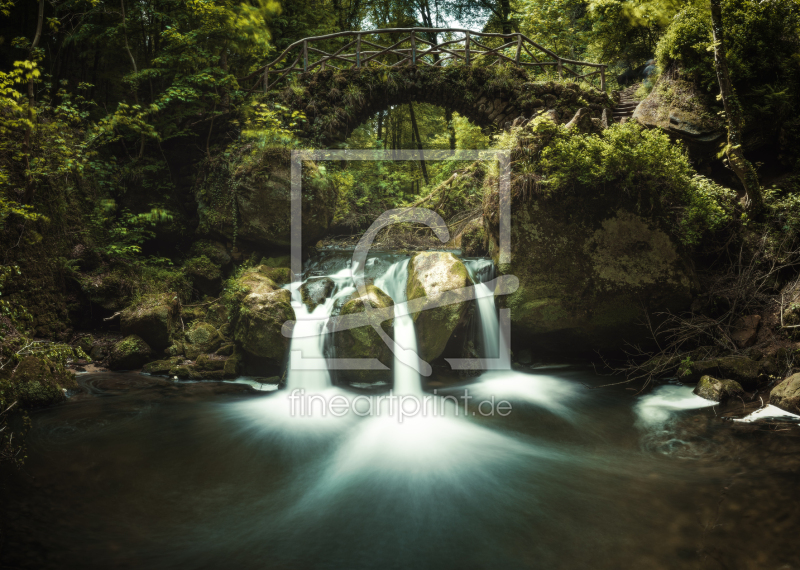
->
<box><xmin>465</xmin><ymin>259</ymin><xmax>501</xmax><ymax>361</ymax></box>
<box><xmin>285</xmin><ymin>267</ymin><xmax>354</xmax><ymax>392</ymax></box>
<box><xmin>374</xmin><ymin>259</ymin><xmax>422</xmax><ymax>395</ymax></box>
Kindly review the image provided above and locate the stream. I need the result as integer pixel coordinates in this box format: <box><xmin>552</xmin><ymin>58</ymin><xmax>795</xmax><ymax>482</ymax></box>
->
<box><xmin>2</xmin><ymin>250</ymin><xmax>800</xmax><ymax>569</ymax></box>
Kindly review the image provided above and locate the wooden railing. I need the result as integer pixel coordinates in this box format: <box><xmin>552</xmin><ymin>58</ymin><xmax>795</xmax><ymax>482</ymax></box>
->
<box><xmin>240</xmin><ymin>28</ymin><xmax>607</xmax><ymax>92</ymax></box>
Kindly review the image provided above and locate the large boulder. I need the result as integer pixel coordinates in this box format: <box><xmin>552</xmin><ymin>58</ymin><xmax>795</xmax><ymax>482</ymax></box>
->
<box><xmin>108</xmin><ymin>335</ymin><xmax>153</xmax><ymax>370</ymax></box>
<box><xmin>183</xmin><ymin>322</ymin><xmax>223</xmax><ymax>360</ymax></box>
<box><xmin>770</xmin><ymin>373</ymin><xmax>800</xmax><ymax>415</ymax></box>
<box><xmin>196</xmin><ymin>148</ymin><xmax>337</xmax><ymax>248</ymax></box>
<box><xmin>333</xmin><ymin>285</ymin><xmax>394</xmax><ymax>384</ymax></box>
<box><xmin>693</xmin><ymin>375</ymin><xmax>745</xmax><ymax>402</ymax></box>
<box><xmin>487</xmin><ymin>203</ymin><xmax>696</xmax><ymax>356</ymax></box>
<box><xmin>231</xmin><ymin>269</ymin><xmax>295</xmax><ymax>363</ymax></box>
<box><xmin>120</xmin><ymin>293</ymin><xmax>180</xmax><ymax>351</ymax></box>
<box><xmin>406</xmin><ymin>252</ymin><xmax>473</xmax><ymax>362</ymax></box>
<box><xmin>632</xmin><ymin>74</ymin><xmax>725</xmax><ymax>155</ymax></box>
<box><xmin>8</xmin><ymin>355</ymin><xmax>78</xmax><ymax>408</ymax></box>
<box><xmin>183</xmin><ymin>256</ymin><xmax>223</xmax><ymax>297</ymax></box>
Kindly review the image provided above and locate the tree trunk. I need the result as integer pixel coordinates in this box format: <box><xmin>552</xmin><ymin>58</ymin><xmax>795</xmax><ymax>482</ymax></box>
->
<box><xmin>445</xmin><ymin>107</ymin><xmax>455</xmax><ymax>151</ymax></box>
<box><xmin>709</xmin><ymin>0</ymin><xmax>762</xmax><ymax>211</ymax></box>
<box><xmin>408</xmin><ymin>103</ymin><xmax>429</xmax><ymax>184</ymax></box>
<box><xmin>24</xmin><ymin>0</ymin><xmax>45</xmax><ymax>173</ymax></box>
<box><xmin>501</xmin><ymin>0</ymin><xmax>513</xmax><ymax>35</ymax></box>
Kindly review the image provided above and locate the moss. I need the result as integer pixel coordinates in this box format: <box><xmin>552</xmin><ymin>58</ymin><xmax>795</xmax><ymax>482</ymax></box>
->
<box><xmin>183</xmin><ymin>255</ymin><xmax>223</xmax><ymax>296</ymax></box>
<box><xmin>108</xmin><ymin>335</ymin><xmax>153</xmax><ymax>370</ymax></box>
<box><xmin>120</xmin><ymin>292</ymin><xmax>179</xmax><ymax>351</ymax></box>
<box><xmin>770</xmin><ymin>373</ymin><xmax>800</xmax><ymax>414</ymax></box>
<box><xmin>334</xmin><ymin>285</ymin><xmax>394</xmax><ymax>384</ymax></box>
<box><xmin>7</xmin><ymin>355</ymin><xmax>78</xmax><ymax>408</ymax></box>
<box><xmin>190</xmin><ymin>240</ymin><xmax>231</xmax><ymax>266</ymax></box>
<box><xmin>255</xmin><ymin>265</ymin><xmax>292</xmax><ymax>285</ymax></box>
<box><xmin>184</xmin><ymin>322</ymin><xmax>222</xmax><ymax>359</ymax></box>
<box><xmin>460</xmin><ymin>219</ymin><xmax>487</xmax><ymax>257</ymax></box>
<box><xmin>300</xmin><ymin>277</ymin><xmax>335</xmax><ymax>311</ymax></box>
<box><xmin>406</xmin><ymin>252</ymin><xmax>473</xmax><ymax>362</ymax></box>
<box><xmin>694</xmin><ymin>375</ymin><xmax>745</xmax><ymax>402</ymax></box>
<box><xmin>143</xmin><ymin>357</ymin><xmax>184</xmax><ymax>375</ymax></box>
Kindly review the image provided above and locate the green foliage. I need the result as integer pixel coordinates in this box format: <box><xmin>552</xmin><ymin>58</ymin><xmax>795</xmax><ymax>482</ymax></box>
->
<box><xmin>516</xmin><ymin>119</ymin><xmax>736</xmax><ymax>246</ymax></box>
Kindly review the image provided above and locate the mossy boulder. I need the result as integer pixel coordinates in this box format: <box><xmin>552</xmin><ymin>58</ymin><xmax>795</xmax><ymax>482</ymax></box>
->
<box><xmin>632</xmin><ymin>73</ymin><xmax>725</xmax><ymax>154</ymax></box>
<box><xmin>190</xmin><ymin>239</ymin><xmax>231</xmax><ymax>266</ymax></box>
<box><xmin>460</xmin><ymin>218</ymin><xmax>488</xmax><ymax>257</ymax></box>
<box><xmin>143</xmin><ymin>357</ymin><xmax>184</xmax><ymax>375</ymax></box>
<box><xmin>183</xmin><ymin>255</ymin><xmax>223</xmax><ymax>297</ymax></box>
<box><xmin>693</xmin><ymin>375</ymin><xmax>745</xmax><ymax>402</ymax></box>
<box><xmin>254</xmin><ymin>265</ymin><xmax>292</xmax><ymax>286</ymax></box>
<box><xmin>333</xmin><ymin>285</ymin><xmax>394</xmax><ymax>384</ymax></box>
<box><xmin>770</xmin><ymin>373</ymin><xmax>800</xmax><ymax>415</ymax></box>
<box><xmin>223</xmin><ymin>349</ymin><xmax>243</xmax><ymax>377</ymax></box>
<box><xmin>108</xmin><ymin>335</ymin><xmax>153</xmax><ymax>370</ymax></box>
<box><xmin>230</xmin><ymin>269</ymin><xmax>295</xmax><ymax>363</ymax></box>
<box><xmin>195</xmin><ymin>149</ymin><xmax>337</xmax><ymax>249</ymax></box>
<box><xmin>407</xmin><ymin>252</ymin><xmax>473</xmax><ymax>362</ymax></box>
<box><xmin>120</xmin><ymin>293</ymin><xmax>180</xmax><ymax>351</ymax></box>
<box><xmin>184</xmin><ymin>322</ymin><xmax>223</xmax><ymax>360</ymax></box>
<box><xmin>487</xmin><ymin>204</ymin><xmax>695</xmax><ymax>356</ymax></box>
<box><xmin>195</xmin><ymin>353</ymin><xmax>227</xmax><ymax>372</ymax></box>
<box><xmin>8</xmin><ymin>355</ymin><xmax>78</xmax><ymax>408</ymax></box>
<box><xmin>682</xmin><ymin>356</ymin><xmax>762</xmax><ymax>390</ymax></box>
<box><xmin>300</xmin><ymin>277</ymin><xmax>335</xmax><ymax>312</ymax></box>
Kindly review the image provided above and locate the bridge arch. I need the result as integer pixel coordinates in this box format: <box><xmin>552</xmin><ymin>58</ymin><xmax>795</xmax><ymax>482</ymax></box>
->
<box><xmin>268</xmin><ymin>63</ymin><xmax>612</xmax><ymax>146</ymax></box>
<box><xmin>240</xmin><ymin>29</ymin><xmax>613</xmax><ymax>146</ymax></box>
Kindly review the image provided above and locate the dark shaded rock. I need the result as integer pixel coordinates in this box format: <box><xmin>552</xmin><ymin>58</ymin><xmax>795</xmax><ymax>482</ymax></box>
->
<box><xmin>460</xmin><ymin>218</ymin><xmax>487</xmax><ymax>257</ymax></box>
<box><xmin>190</xmin><ymin>239</ymin><xmax>231</xmax><ymax>266</ymax></box>
<box><xmin>184</xmin><ymin>255</ymin><xmax>223</xmax><ymax>297</ymax></box>
<box><xmin>120</xmin><ymin>293</ymin><xmax>180</xmax><ymax>351</ymax></box>
<box><xmin>108</xmin><ymin>335</ymin><xmax>153</xmax><ymax>370</ymax></box>
<box><xmin>730</xmin><ymin>315</ymin><xmax>761</xmax><ymax>349</ymax></box>
<box><xmin>682</xmin><ymin>356</ymin><xmax>762</xmax><ymax>390</ymax></box>
<box><xmin>693</xmin><ymin>375</ymin><xmax>745</xmax><ymax>402</ymax></box>
<box><xmin>300</xmin><ymin>277</ymin><xmax>335</xmax><ymax>311</ymax></box>
<box><xmin>333</xmin><ymin>285</ymin><xmax>394</xmax><ymax>384</ymax></box>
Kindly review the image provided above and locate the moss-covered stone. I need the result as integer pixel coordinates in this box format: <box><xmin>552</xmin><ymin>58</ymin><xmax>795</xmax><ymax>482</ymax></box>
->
<box><xmin>693</xmin><ymin>375</ymin><xmax>745</xmax><ymax>402</ymax></box>
<box><xmin>183</xmin><ymin>255</ymin><xmax>223</xmax><ymax>297</ymax></box>
<box><xmin>300</xmin><ymin>277</ymin><xmax>335</xmax><ymax>312</ymax></box>
<box><xmin>682</xmin><ymin>356</ymin><xmax>761</xmax><ymax>390</ymax></box>
<box><xmin>770</xmin><ymin>373</ymin><xmax>800</xmax><ymax>415</ymax></box>
<box><xmin>8</xmin><ymin>355</ymin><xmax>78</xmax><ymax>408</ymax></box>
<box><xmin>487</xmin><ymin>200</ymin><xmax>695</xmax><ymax>355</ymax></box>
<box><xmin>254</xmin><ymin>264</ymin><xmax>292</xmax><ymax>285</ymax></box>
<box><xmin>223</xmin><ymin>349</ymin><xmax>243</xmax><ymax>377</ymax></box>
<box><xmin>195</xmin><ymin>353</ymin><xmax>227</xmax><ymax>371</ymax></box>
<box><xmin>190</xmin><ymin>239</ymin><xmax>231</xmax><ymax>266</ymax></box>
<box><xmin>230</xmin><ymin>269</ymin><xmax>294</xmax><ymax>363</ymax></box>
<box><xmin>184</xmin><ymin>322</ymin><xmax>222</xmax><ymax>360</ymax></box>
<box><xmin>407</xmin><ymin>252</ymin><xmax>473</xmax><ymax>362</ymax></box>
<box><xmin>260</xmin><ymin>255</ymin><xmax>291</xmax><ymax>268</ymax></box>
<box><xmin>633</xmin><ymin>74</ymin><xmax>725</xmax><ymax>155</ymax></box>
<box><xmin>460</xmin><ymin>218</ymin><xmax>488</xmax><ymax>257</ymax></box>
<box><xmin>334</xmin><ymin>285</ymin><xmax>394</xmax><ymax>384</ymax></box>
<box><xmin>108</xmin><ymin>335</ymin><xmax>153</xmax><ymax>370</ymax></box>
<box><xmin>143</xmin><ymin>356</ymin><xmax>184</xmax><ymax>375</ymax></box>
<box><xmin>120</xmin><ymin>292</ymin><xmax>180</xmax><ymax>351</ymax></box>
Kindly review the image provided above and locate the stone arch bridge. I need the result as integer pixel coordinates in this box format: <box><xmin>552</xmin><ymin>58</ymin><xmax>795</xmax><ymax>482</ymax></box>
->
<box><xmin>238</xmin><ymin>28</ymin><xmax>613</xmax><ymax>144</ymax></box>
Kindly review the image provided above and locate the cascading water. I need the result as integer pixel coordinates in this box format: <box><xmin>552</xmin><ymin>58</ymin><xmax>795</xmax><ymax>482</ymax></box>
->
<box><xmin>373</xmin><ymin>258</ymin><xmax>422</xmax><ymax>396</ymax></box>
<box><xmin>464</xmin><ymin>259</ymin><xmax>500</xmax><ymax>360</ymax></box>
<box><xmin>285</xmin><ymin>267</ymin><xmax>355</xmax><ymax>392</ymax></box>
